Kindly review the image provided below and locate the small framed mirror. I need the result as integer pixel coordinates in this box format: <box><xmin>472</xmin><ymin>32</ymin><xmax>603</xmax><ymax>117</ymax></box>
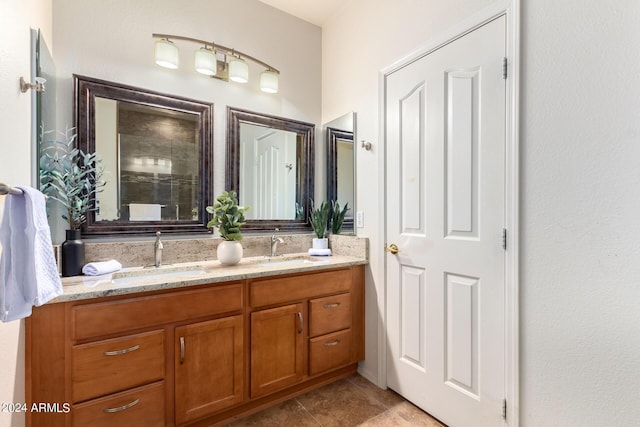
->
<box><xmin>75</xmin><ymin>75</ymin><xmax>213</xmax><ymax>236</ymax></box>
<box><xmin>325</xmin><ymin>112</ymin><xmax>356</xmax><ymax>234</ymax></box>
<box><xmin>226</xmin><ymin>107</ymin><xmax>315</xmax><ymax>232</ymax></box>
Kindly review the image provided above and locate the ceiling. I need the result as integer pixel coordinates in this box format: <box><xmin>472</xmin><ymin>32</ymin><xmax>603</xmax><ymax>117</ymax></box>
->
<box><xmin>257</xmin><ymin>0</ymin><xmax>349</xmax><ymax>27</ymax></box>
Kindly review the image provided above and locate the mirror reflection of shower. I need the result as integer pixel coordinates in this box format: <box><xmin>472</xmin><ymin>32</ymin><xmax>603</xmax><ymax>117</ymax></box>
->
<box><xmin>95</xmin><ymin>99</ymin><xmax>199</xmax><ymax>222</ymax></box>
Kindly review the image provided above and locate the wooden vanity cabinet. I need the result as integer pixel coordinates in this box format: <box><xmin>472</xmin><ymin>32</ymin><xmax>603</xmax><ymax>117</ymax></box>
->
<box><xmin>175</xmin><ymin>315</ymin><xmax>244</xmax><ymax>424</ymax></box>
<box><xmin>250</xmin><ymin>303</ymin><xmax>304</xmax><ymax>397</ymax></box>
<box><xmin>249</xmin><ymin>266</ymin><xmax>365</xmax><ymax>398</ymax></box>
<box><xmin>26</xmin><ymin>282</ymin><xmax>244</xmax><ymax>427</ymax></box>
<box><xmin>26</xmin><ymin>265</ymin><xmax>364</xmax><ymax>427</ymax></box>
<box><xmin>308</xmin><ymin>292</ymin><xmax>354</xmax><ymax>375</ymax></box>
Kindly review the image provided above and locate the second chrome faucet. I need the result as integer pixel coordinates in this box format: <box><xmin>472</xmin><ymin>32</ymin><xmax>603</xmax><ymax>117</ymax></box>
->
<box><xmin>270</xmin><ymin>229</ymin><xmax>284</xmax><ymax>257</ymax></box>
<box><xmin>154</xmin><ymin>231</ymin><xmax>163</xmax><ymax>267</ymax></box>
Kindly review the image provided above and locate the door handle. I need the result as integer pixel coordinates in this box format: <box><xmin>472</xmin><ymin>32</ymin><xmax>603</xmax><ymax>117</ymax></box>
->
<box><xmin>384</xmin><ymin>243</ymin><xmax>399</xmax><ymax>255</ymax></box>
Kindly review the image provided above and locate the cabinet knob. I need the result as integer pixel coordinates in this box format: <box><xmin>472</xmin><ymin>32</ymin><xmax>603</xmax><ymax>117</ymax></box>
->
<box><xmin>179</xmin><ymin>336</ymin><xmax>185</xmax><ymax>364</ymax></box>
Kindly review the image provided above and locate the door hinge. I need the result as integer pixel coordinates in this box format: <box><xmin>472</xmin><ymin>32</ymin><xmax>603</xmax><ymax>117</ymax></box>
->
<box><xmin>502</xmin><ymin>57</ymin><xmax>508</xmax><ymax>79</ymax></box>
<box><xmin>502</xmin><ymin>398</ymin><xmax>507</xmax><ymax>420</ymax></box>
<box><xmin>502</xmin><ymin>228</ymin><xmax>507</xmax><ymax>250</ymax></box>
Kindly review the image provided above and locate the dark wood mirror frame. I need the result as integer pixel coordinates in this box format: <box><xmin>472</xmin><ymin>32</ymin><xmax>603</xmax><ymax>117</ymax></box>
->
<box><xmin>326</xmin><ymin>127</ymin><xmax>354</xmax><ymax>203</ymax></box>
<box><xmin>326</xmin><ymin>127</ymin><xmax>355</xmax><ymax>232</ymax></box>
<box><xmin>226</xmin><ymin>107</ymin><xmax>315</xmax><ymax>233</ymax></box>
<box><xmin>74</xmin><ymin>75</ymin><xmax>213</xmax><ymax>236</ymax></box>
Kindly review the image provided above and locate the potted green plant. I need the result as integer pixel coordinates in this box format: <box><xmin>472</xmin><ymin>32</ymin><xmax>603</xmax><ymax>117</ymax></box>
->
<box><xmin>39</xmin><ymin>128</ymin><xmax>105</xmax><ymax>276</ymax></box>
<box><xmin>309</xmin><ymin>199</ymin><xmax>330</xmax><ymax>249</ymax></box>
<box><xmin>330</xmin><ymin>201</ymin><xmax>350</xmax><ymax>235</ymax></box>
<box><xmin>207</xmin><ymin>190</ymin><xmax>249</xmax><ymax>265</ymax></box>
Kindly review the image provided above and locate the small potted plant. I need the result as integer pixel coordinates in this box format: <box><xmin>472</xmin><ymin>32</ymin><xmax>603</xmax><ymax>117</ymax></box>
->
<box><xmin>207</xmin><ymin>190</ymin><xmax>249</xmax><ymax>265</ymax></box>
<box><xmin>39</xmin><ymin>128</ymin><xmax>105</xmax><ymax>276</ymax></box>
<box><xmin>330</xmin><ymin>201</ymin><xmax>350</xmax><ymax>235</ymax></box>
<box><xmin>310</xmin><ymin>199</ymin><xmax>330</xmax><ymax>249</ymax></box>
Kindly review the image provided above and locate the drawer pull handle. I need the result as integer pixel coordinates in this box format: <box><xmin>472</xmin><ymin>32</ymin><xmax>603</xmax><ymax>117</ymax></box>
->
<box><xmin>323</xmin><ymin>303</ymin><xmax>340</xmax><ymax>309</ymax></box>
<box><xmin>297</xmin><ymin>312</ymin><xmax>303</xmax><ymax>334</ymax></box>
<box><xmin>323</xmin><ymin>339</ymin><xmax>341</xmax><ymax>347</ymax></box>
<box><xmin>103</xmin><ymin>344</ymin><xmax>140</xmax><ymax>356</ymax></box>
<box><xmin>103</xmin><ymin>398</ymin><xmax>139</xmax><ymax>413</ymax></box>
<box><xmin>179</xmin><ymin>336</ymin><xmax>185</xmax><ymax>364</ymax></box>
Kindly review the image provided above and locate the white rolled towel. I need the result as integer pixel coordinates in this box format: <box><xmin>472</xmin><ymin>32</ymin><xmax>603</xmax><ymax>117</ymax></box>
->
<box><xmin>82</xmin><ymin>260</ymin><xmax>123</xmax><ymax>276</ymax></box>
<box><xmin>307</xmin><ymin>248</ymin><xmax>332</xmax><ymax>256</ymax></box>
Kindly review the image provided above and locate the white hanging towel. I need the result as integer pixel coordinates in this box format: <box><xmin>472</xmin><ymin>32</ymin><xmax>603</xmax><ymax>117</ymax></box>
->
<box><xmin>0</xmin><ymin>186</ymin><xmax>62</xmax><ymax>322</ymax></box>
<box><xmin>129</xmin><ymin>203</ymin><xmax>162</xmax><ymax>221</ymax></box>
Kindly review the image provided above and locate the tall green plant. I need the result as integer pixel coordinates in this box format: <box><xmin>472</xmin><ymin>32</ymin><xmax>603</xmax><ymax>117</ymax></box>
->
<box><xmin>206</xmin><ymin>191</ymin><xmax>249</xmax><ymax>241</ymax></box>
<box><xmin>330</xmin><ymin>201</ymin><xmax>350</xmax><ymax>234</ymax></box>
<box><xmin>39</xmin><ymin>128</ymin><xmax>105</xmax><ymax>230</ymax></box>
<box><xmin>309</xmin><ymin>199</ymin><xmax>330</xmax><ymax>239</ymax></box>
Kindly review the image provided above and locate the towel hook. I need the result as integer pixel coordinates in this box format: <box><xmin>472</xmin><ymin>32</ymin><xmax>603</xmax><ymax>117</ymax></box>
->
<box><xmin>360</xmin><ymin>140</ymin><xmax>372</xmax><ymax>151</ymax></box>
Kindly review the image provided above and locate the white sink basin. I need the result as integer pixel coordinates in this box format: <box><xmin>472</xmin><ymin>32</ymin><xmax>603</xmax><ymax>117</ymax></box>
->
<box><xmin>258</xmin><ymin>257</ymin><xmax>330</xmax><ymax>267</ymax></box>
<box><xmin>111</xmin><ymin>266</ymin><xmax>208</xmax><ymax>285</ymax></box>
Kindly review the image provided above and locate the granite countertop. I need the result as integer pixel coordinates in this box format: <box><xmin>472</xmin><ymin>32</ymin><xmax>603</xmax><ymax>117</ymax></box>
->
<box><xmin>56</xmin><ymin>253</ymin><xmax>368</xmax><ymax>303</ymax></box>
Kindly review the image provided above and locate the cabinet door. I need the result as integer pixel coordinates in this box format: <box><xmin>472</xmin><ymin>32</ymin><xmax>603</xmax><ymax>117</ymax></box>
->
<box><xmin>175</xmin><ymin>315</ymin><xmax>243</xmax><ymax>425</ymax></box>
<box><xmin>251</xmin><ymin>303</ymin><xmax>304</xmax><ymax>398</ymax></box>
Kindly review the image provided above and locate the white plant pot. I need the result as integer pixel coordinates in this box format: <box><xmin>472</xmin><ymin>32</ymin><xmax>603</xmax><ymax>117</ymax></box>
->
<box><xmin>312</xmin><ymin>237</ymin><xmax>329</xmax><ymax>249</ymax></box>
<box><xmin>217</xmin><ymin>240</ymin><xmax>243</xmax><ymax>265</ymax></box>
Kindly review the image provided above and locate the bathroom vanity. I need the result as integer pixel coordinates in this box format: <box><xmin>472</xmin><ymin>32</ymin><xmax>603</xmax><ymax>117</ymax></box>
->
<box><xmin>25</xmin><ymin>255</ymin><xmax>365</xmax><ymax>427</ymax></box>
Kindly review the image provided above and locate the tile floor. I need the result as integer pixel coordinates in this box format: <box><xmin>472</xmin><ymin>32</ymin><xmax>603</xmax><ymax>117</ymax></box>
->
<box><xmin>225</xmin><ymin>374</ymin><xmax>446</xmax><ymax>427</ymax></box>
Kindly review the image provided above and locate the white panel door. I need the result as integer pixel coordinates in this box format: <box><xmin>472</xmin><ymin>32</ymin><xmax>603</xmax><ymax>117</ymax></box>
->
<box><xmin>249</xmin><ymin>130</ymin><xmax>296</xmax><ymax>219</ymax></box>
<box><xmin>385</xmin><ymin>16</ymin><xmax>506</xmax><ymax>426</ymax></box>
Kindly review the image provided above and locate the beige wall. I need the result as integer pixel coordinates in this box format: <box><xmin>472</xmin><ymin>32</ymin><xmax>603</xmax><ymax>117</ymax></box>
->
<box><xmin>519</xmin><ymin>1</ymin><xmax>640</xmax><ymax>425</ymax></box>
<box><xmin>0</xmin><ymin>0</ymin><xmax>52</xmax><ymax>425</ymax></box>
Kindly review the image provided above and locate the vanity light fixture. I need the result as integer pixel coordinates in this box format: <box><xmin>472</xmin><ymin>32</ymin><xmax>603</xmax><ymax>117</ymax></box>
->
<box><xmin>228</xmin><ymin>56</ymin><xmax>249</xmax><ymax>83</ymax></box>
<box><xmin>152</xmin><ymin>33</ymin><xmax>279</xmax><ymax>93</ymax></box>
<box><xmin>154</xmin><ymin>38</ymin><xmax>179</xmax><ymax>69</ymax></box>
<box><xmin>194</xmin><ymin>46</ymin><xmax>217</xmax><ymax>76</ymax></box>
<box><xmin>260</xmin><ymin>69</ymin><xmax>279</xmax><ymax>93</ymax></box>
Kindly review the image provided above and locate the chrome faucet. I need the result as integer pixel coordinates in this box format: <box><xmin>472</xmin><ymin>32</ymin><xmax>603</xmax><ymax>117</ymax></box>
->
<box><xmin>270</xmin><ymin>229</ymin><xmax>284</xmax><ymax>257</ymax></box>
<box><xmin>154</xmin><ymin>231</ymin><xmax>163</xmax><ymax>267</ymax></box>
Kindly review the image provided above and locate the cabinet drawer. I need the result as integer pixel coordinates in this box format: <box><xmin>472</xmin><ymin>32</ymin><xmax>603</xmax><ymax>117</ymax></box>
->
<box><xmin>73</xmin><ymin>283</ymin><xmax>243</xmax><ymax>340</ymax></box>
<box><xmin>309</xmin><ymin>293</ymin><xmax>352</xmax><ymax>337</ymax></box>
<box><xmin>72</xmin><ymin>381</ymin><xmax>164</xmax><ymax>427</ymax></box>
<box><xmin>72</xmin><ymin>330</ymin><xmax>164</xmax><ymax>402</ymax></box>
<box><xmin>251</xmin><ymin>268</ymin><xmax>351</xmax><ymax>307</ymax></box>
<box><xmin>309</xmin><ymin>329</ymin><xmax>352</xmax><ymax>376</ymax></box>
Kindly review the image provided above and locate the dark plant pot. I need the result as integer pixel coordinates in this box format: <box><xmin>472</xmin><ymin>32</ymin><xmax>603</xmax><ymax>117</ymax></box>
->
<box><xmin>62</xmin><ymin>229</ymin><xmax>85</xmax><ymax>277</ymax></box>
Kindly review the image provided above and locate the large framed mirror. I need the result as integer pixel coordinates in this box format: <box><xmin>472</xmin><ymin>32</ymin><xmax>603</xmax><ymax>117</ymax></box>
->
<box><xmin>75</xmin><ymin>75</ymin><xmax>213</xmax><ymax>236</ymax></box>
<box><xmin>325</xmin><ymin>112</ymin><xmax>356</xmax><ymax>234</ymax></box>
<box><xmin>226</xmin><ymin>107</ymin><xmax>314</xmax><ymax>232</ymax></box>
